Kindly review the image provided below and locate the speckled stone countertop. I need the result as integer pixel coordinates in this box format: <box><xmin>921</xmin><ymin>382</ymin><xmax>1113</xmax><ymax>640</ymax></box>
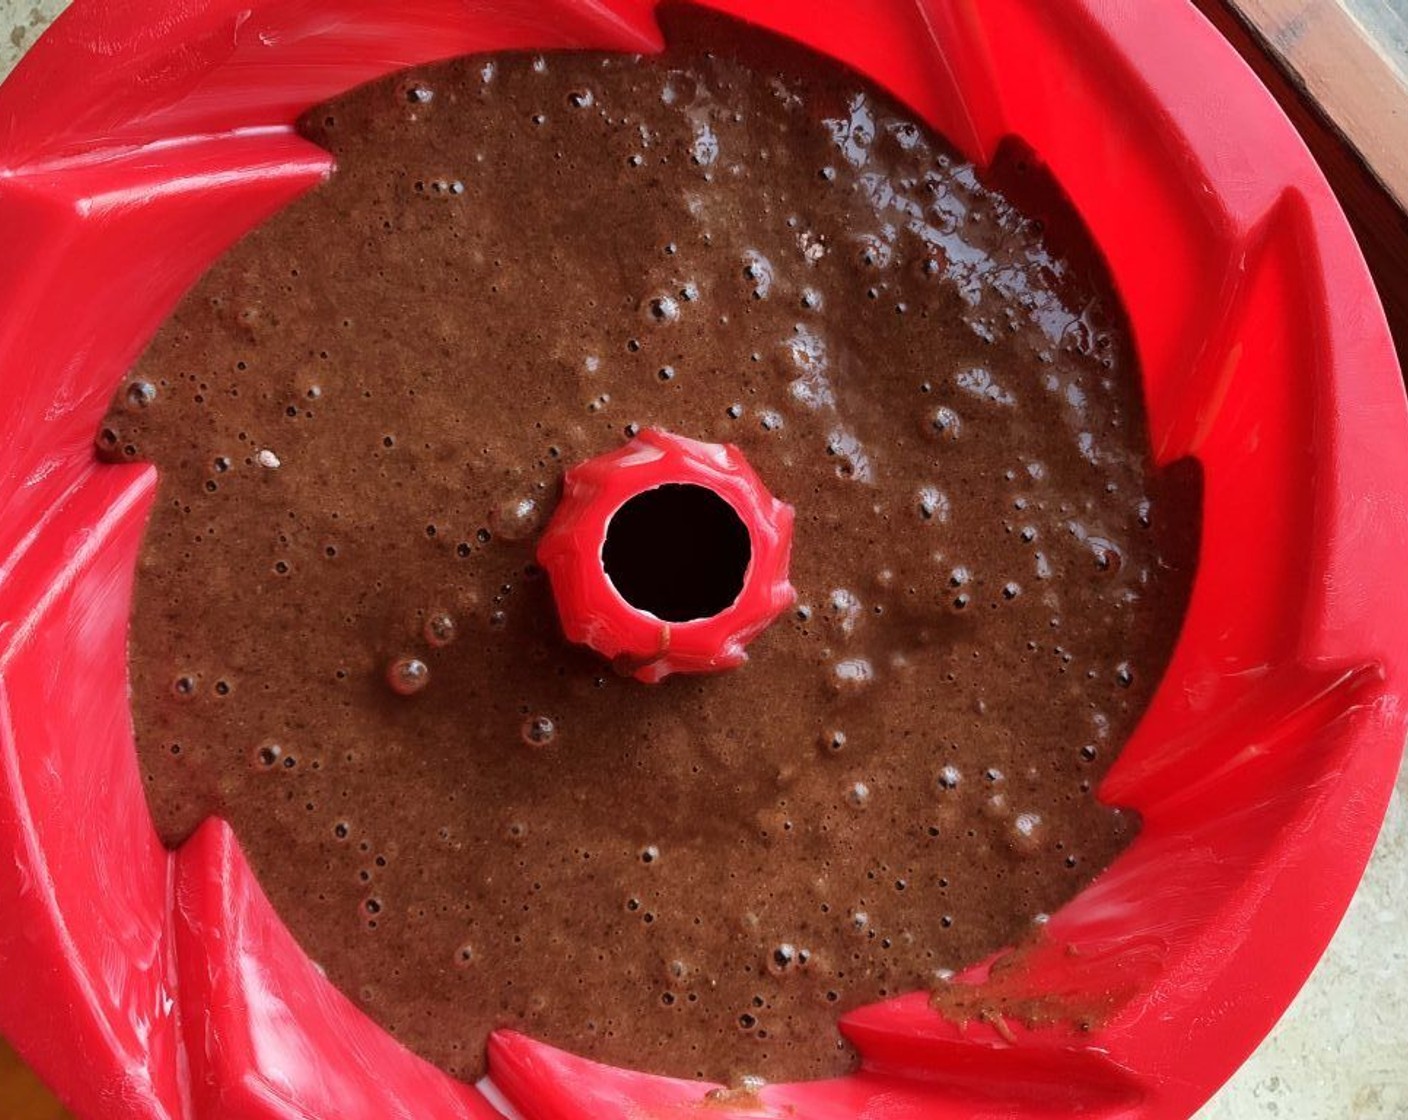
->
<box><xmin>0</xmin><ymin>1</ymin><xmax>1403</xmax><ymax>1116</ymax></box>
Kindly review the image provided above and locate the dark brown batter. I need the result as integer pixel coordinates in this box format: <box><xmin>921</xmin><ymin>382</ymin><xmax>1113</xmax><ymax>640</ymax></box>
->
<box><xmin>100</xmin><ymin>9</ymin><xmax>1198</xmax><ymax>1085</ymax></box>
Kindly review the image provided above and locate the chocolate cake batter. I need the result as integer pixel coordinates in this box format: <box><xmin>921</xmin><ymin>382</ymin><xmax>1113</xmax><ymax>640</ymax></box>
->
<box><xmin>100</xmin><ymin>8</ymin><xmax>1198</xmax><ymax>1084</ymax></box>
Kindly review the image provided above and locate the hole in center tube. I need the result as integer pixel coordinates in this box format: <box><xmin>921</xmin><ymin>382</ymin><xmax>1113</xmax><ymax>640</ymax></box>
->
<box><xmin>603</xmin><ymin>484</ymin><xmax>751</xmax><ymax>622</ymax></box>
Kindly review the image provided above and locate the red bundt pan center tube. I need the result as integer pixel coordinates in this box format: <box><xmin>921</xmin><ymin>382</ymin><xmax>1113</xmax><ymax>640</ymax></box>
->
<box><xmin>1</xmin><ymin>2</ymin><xmax>1407</xmax><ymax>1120</ymax></box>
<box><xmin>537</xmin><ymin>430</ymin><xmax>796</xmax><ymax>683</ymax></box>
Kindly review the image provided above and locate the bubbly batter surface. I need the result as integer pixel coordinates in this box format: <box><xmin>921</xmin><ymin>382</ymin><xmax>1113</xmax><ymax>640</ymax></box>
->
<box><xmin>102</xmin><ymin>9</ymin><xmax>1199</xmax><ymax>1083</ymax></box>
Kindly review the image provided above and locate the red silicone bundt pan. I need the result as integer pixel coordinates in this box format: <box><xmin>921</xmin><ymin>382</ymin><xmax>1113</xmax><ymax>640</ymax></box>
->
<box><xmin>1</xmin><ymin>2</ymin><xmax>1405</xmax><ymax>1118</ymax></box>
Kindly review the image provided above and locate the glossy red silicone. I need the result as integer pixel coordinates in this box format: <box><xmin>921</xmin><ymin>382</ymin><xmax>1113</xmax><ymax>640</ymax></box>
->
<box><xmin>0</xmin><ymin>2</ymin><xmax>1405</xmax><ymax>1119</ymax></box>
<box><xmin>537</xmin><ymin>429</ymin><xmax>795</xmax><ymax>683</ymax></box>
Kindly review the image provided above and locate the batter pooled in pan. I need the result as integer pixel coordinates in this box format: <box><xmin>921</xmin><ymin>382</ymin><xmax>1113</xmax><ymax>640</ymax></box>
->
<box><xmin>101</xmin><ymin>7</ymin><xmax>1198</xmax><ymax>1085</ymax></box>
